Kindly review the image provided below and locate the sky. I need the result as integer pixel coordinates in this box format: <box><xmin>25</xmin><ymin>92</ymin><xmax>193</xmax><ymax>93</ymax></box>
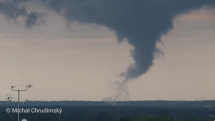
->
<box><xmin>0</xmin><ymin>0</ymin><xmax>215</xmax><ymax>101</ymax></box>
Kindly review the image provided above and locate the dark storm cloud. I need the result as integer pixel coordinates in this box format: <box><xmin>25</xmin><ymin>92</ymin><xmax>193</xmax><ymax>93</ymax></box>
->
<box><xmin>41</xmin><ymin>0</ymin><xmax>215</xmax><ymax>81</ymax></box>
<box><xmin>1</xmin><ymin>0</ymin><xmax>214</xmax><ymax>80</ymax></box>
<box><xmin>25</xmin><ymin>12</ymin><xmax>38</xmax><ymax>28</ymax></box>
<box><xmin>0</xmin><ymin>2</ymin><xmax>27</xmax><ymax>19</ymax></box>
<box><xmin>0</xmin><ymin>0</ymin><xmax>40</xmax><ymax>28</ymax></box>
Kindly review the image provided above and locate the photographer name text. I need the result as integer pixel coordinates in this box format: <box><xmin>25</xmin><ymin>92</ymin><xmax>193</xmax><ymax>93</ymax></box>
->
<box><xmin>6</xmin><ymin>108</ymin><xmax>62</xmax><ymax>114</ymax></box>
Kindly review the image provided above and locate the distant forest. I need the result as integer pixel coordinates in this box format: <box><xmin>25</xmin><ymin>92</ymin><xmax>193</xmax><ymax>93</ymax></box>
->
<box><xmin>1</xmin><ymin>101</ymin><xmax>215</xmax><ymax>121</ymax></box>
<box><xmin>1</xmin><ymin>100</ymin><xmax>215</xmax><ymax>108</ymax></box>
<box><xmin>0</xmin><ymin>105</ymin><xmax>214</xmax><ymax>121</ymax></box>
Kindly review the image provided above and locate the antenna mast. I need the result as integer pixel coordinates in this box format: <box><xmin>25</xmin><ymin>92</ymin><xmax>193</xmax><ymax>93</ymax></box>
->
<box><xmin>5</xmin><ymin>84</ymin><xmax>33</xmax><ymax>121</ymax></box>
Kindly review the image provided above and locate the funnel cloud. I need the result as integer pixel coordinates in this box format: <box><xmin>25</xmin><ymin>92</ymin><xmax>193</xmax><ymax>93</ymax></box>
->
<box><xmin>40</xmin><ymin>0</ymin><xmax>215</xmax><ymax>81</ymax></box>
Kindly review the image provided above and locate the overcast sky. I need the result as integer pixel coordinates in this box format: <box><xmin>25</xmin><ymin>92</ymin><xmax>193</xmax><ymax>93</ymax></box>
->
<box><xmin>0</xmin><ymin>1</ymin><xmax>214</xmax><ymax>101</ymax></box>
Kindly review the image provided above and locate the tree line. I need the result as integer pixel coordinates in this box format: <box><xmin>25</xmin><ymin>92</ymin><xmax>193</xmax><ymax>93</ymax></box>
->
<box><xmin>0</xmin><ymin>108</ymin><xmax>213</xmax><ymax>121</ymax></box>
